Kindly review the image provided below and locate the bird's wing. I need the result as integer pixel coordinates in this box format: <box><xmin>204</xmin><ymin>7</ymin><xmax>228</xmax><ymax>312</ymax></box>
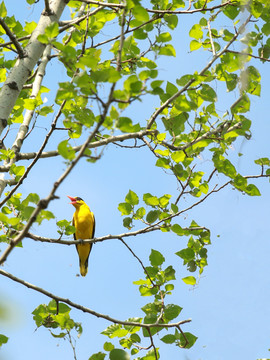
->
<box><xmin>72</xmin><ymin>216</ymin><xmax>77</xmax><ymax>240</ymax></box>
<box><xmin>92</xmin><ymin>213</ymin><xmax>96</xmax><ymax>238</ymax></box>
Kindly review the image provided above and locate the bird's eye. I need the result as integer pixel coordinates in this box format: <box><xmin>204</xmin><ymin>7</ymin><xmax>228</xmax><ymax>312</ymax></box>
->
<box><xmin>76</xmin><ymin>197</ymin><xmax>84</xmax><ymax>201</ymax></box>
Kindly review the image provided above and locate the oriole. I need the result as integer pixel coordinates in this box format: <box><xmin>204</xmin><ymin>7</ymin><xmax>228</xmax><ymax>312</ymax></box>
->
<box><xmin>68</xmin><ymin>196</ymin><xmax>95</xmax><ymax>277</ymax></box>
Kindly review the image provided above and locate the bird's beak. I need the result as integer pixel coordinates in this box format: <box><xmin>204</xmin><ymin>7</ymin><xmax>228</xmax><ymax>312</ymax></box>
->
<box><xmin>67</xmin><ymin>195</ymin><xmax>77</xmax><ymax>205</ymax></box>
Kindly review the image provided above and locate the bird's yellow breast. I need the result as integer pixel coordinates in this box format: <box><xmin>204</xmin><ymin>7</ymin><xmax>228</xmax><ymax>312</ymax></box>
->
<box><xmin>73</xmin><ymin>204</ymin><xmax>95</xmax><ymax>240</ymax></box>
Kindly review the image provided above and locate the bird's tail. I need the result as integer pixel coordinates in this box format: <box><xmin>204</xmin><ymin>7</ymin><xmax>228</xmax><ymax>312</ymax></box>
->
<box><xmin>79</xmin><ymin>259</ymin><xmax>88</xmax><ymax>277</ymax></box>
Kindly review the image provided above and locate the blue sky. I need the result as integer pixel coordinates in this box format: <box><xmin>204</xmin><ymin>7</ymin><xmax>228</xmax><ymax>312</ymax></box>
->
<box><xmin>1</xmin><ymin>1</ymin><xmax>270</xmax><ymax>360</ymax></box>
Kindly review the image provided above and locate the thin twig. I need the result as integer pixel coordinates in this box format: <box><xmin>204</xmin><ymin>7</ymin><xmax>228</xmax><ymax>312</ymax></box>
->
<box><xmin>0</xmin><ymin>100</ymin><xmax>66</xmax><ymax>208</ymax></box>
<box><xmin>226</xmin><ymin>49</ymin><xmax>270</xmax><ymax>63</ymax></box>
<box><xmin>146</xmin><ymin>1</ymin><xmax>233</xmax><ymax>14</ymax></box>
<box><xmin>67</xmin><ymin>331</ymin><xmax>77</xmax><ymax>360</ymax></box>
<box><xmin>119</xmin><ymin>237</ymin><xmax>156</xmax><ymax>287</ymax></box>
<box><xmin>146</xmin><ymin>328</ymin><xmax>158</xmax><ymax>360</ymax></box>
<box><xmin>0</xmin><ymin>18</ymin><xmax>25</xmax><ymax>58</ymax></box>
<box><xmin>116</xmin><ymin>4</ymin><xmax>126</xmax><ymax>71</ymax></box>
<box><xmin>207</xmin><ymin>19</ymin><xmax>216</xmax><ymax>56</ymax></box>
<box><xmin>176</xmin><ymin>325</ymin><xmax>189</xmax><ymax>348</ymax></box>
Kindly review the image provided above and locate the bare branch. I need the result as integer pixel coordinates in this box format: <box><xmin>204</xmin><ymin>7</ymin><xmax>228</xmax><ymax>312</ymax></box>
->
<box><xmin>119</xmin><ymin>237</ymin><xmax>156</xmax><ymax>287</ymax></box>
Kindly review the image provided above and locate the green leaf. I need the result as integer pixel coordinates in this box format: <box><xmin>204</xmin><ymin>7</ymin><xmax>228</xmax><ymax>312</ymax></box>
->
<box><xmin>161</xmin><ymin>334</ymin><xmax>176</xmax><ymax>344</ymax></box>
<box><xmin>156</xmin><ymin>32</ymin><xmax>172</xmax><ymax>43</ymax></box>
<box><xmin>166</xmin><ymin>81</ymin><xmax>178</xmax><ymax>96</ymax></box>
<box><xmin>164</xmin><ymin>265</ymin><xmax>176</xmax><ymax>281</ymax></box>
<box><xmin>38</xmin><ymin>106</ymin><xmax>54</xmax><ymax>116</ymax></box>
<box><xmin>109</xmin><ymin>348</ymin><xmax>130</xmax><ymax>360</ymax></box>
<box><xmin>164</xmin><ymin>14</ymin><xmax>178</xmax><ymax>29</ymax></box>
<box><xmin>116</xmin><ymin>117</ymin><xmax>141</xmax><ymax>133</ymax></box>
<box><xmin>134</xmin><ymin>207</ymin><xmax>145</xmax><ymax>219</ymax></box>
<box><xmin>0</xmin><ymin>2</ymin><xmax>7</xmax><ymax>17</ymax></box>
<box><xmin>146</xmin><ymin>210</ymin><xmax>160</xmax><ymax>223</ymax></box>
<box><xmin>125</xmin><ymin>190</ymin><xmax>139</xmax><ymax>205</ymax></box>
<box><xmin>190</xmin><ymin>40</ymin><xmax>201</xmax><ymax>51</ymax></box>
<box><xmin>118</xmin><ymin>202</ymin><xmax>132</xmax><ymax>215</ymax></box>
<box><xmin>159</xmin><ymin>194</ymin><xmax>171</xmax><ymax>208</ymax></box>
<box><xmin>164</xmin><ymin>304</ymin><xmax>182</xmax><ymax>321</ymax></box>
<box><xmin>123</xmin><ymin>217</ymin><xmax>132</xmax><ymax>229</ymax></box>
<box><xmin>89</xmin><ymin>352</ymin><xmax>106</xmax><ymax>360</ymax></box>
<box><xmin>182</xmin><ymin>276</ymin><xmax>196</xmax><ymax>285</ymax></box>
<box><xmin>143</xmin><ymin>193</ymin><xmax>159</xmax><ymax>206</ymax></box>
<box><xmin>254</xmin><ymin>157</ymin><xmax>270</xmax><ymax>166</ymax></box>
<box><xmin>189</xmin><ymin>24</ymin><xmax>203</xmax><ymax>40</ymax></box>
<box><xmin>159</xmin><ymin>44</ymin><xmax>176</xmax><ymax>57</ymax></box>
<box><xmin>76</xmin><ymin>48</ymin><xmax>101</xmax><ymax>70</ymax></box>
<box><xmin>222</xmin><ymin>4</ymin><xmax>240</xmax><ymax>19</ymax></box>
<box><xmin>165</xmin><ymin>283</ymin><xmax>174</xmax><ymax>292</ymax></box>
<box><xmin>45</xmin><ymin>22</ymin><xmax>59</xmax><ymax>38</ymax></box>
<box><xmin>176</xmin><ymin>248</ymin><xmax>195</xmax><ymax>262</ymax></box>
<box><xmin>156</xmin><ymin>157</ymin><xmax>170</xmax><ymax>169</ymax></box>
<box><xmin>179</xmin><ymin>332</ymin><xmax>198</xmax><ymax>349</ymax></box>
<box><xmin>132</xmin><ymin>5</ymin><xmax>149</xmax><ymax>22</ymax></box>
<box><xmin>57</xmin><ymin>140</ymin><xmax>75</xmax><ymax>160</ymax></box>
<box><xmin>149</xmin><ymin>249</ymin><xmax>165</xmax><ymax>266</ymax></box>
<box><xmin>171</xmin><ymin>151</ymin><xmax>185</xmax><ymax>163</ymax></box>
<box><xmin>199</xmin><ymin>84</ymin><xmax>217</xmax><ymax>102</ymax></box>
<box><xmin>104</xmin><ymin>342</ymin><xmax>114</xmax><ymax>351</ymax></box>
<box><xmin>262</xmin><ymin>22</ymin><xmax>270</xmax><ymax>36</ymax></box>
<box><xmin>171</xmin><ymin>224</ymin><xmax>184</xmax><ymax>236</ymax></box>
<box><xmin>102</xmin><ymin>324</ymin><xmax>128</xmax><ymax>338</ymax></box>
<box><xmin>245</xmin><ymin>184</ymin><xmax>261</xmax><ymax>196</ymax></box>
<box><xmin>0</xmin><ymin>334</ymin><xmax>8</xmax><ymax>347</ymax></box>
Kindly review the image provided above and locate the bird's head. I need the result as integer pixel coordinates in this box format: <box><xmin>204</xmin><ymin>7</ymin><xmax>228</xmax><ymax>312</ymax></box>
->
<box><xmin>67</xmin><ymin>196</ymin><xmax>85</xmax><ymax>209</ymax></box>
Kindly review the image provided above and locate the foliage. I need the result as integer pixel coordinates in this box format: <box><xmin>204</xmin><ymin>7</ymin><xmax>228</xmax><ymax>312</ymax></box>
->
<box><xmin>0</xmin><ymin>0</ymin><xmax>270</xmax><ymax>359</ymax></box>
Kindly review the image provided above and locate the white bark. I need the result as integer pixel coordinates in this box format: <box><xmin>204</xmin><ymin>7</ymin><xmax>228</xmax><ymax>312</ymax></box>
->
<box><xmin>0</xmin><ymin>0</ymin><xmax>68</xmax><ymax>136</ymax></box>
<box><xmin>11</xmin><ymin>44</ymin><xmax>52</xmax><ymax>155</ymax></box>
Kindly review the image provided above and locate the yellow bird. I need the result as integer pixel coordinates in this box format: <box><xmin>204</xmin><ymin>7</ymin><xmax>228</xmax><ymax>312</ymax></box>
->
<box><xmin>68</xmin><ymin>196</ymin><xmax>95</xmax><ymax>277</ymax></box>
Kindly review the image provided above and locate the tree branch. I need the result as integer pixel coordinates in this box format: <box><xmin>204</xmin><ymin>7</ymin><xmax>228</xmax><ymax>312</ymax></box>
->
<box><xmin>0</xmin><ymin>18</ymin><xmax>25</xmax><ymax>58</ymax></box>
<box><xmin>17</xmin><ymin>130</ymin><xmax>157</xmax><ymax>160</ymax></box>
<box><xmin>226</xmin><ymin>49</ymin><xmax>270</xmax><ymax>63</ymax></box>
<box><xmin>0</xmin><ymin>268</ymin><xmax>192</xmax><ymax>329</ymax></box>
<box><xmin>146</xmin><ymin>0</ymin><xmax>233</xmax><ymax>14</ymax></box>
